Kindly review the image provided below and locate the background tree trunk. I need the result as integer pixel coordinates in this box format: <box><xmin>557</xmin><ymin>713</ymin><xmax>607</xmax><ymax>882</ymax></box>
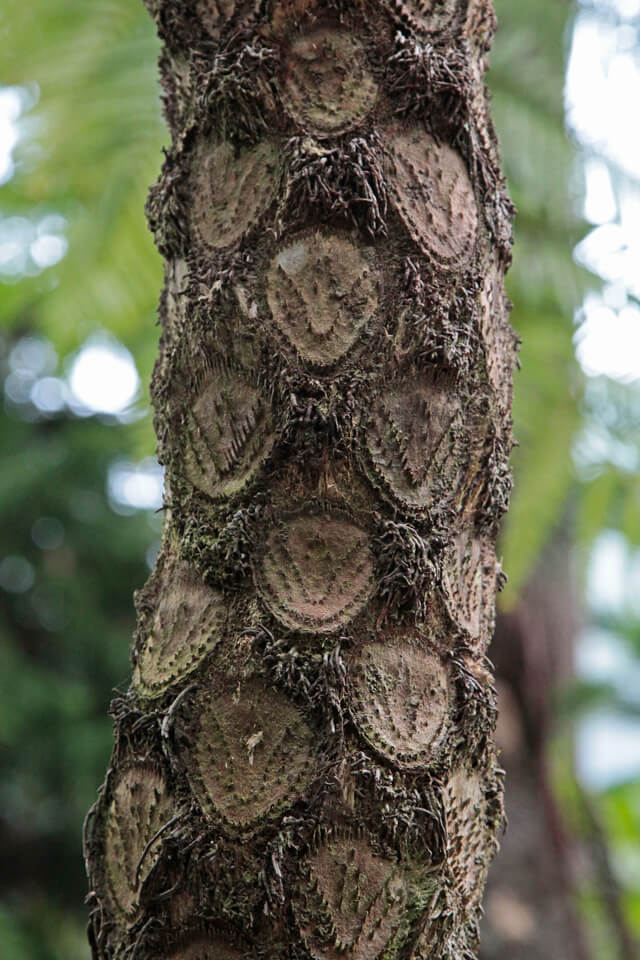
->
<box><xmin>480</xmin><ymin>533</ymin><xmax>593</xmax><ymax>960</ymax></box>
<box><xmin>84</xmin><ymin>2</ymin><xmax>516</xmax><ymax>957</ymax></box>
<box><xmin>481</xmin><ymin>532</ymin><xmax>638</xmax><ymax>960</ymax></box>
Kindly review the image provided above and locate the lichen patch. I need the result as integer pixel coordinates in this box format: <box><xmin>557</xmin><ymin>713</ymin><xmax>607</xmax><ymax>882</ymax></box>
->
<box><xmin>183</xmin><ymin>679</ymin><xmax>315</xmax><ymax>828</ymax></box>
<box><xmin>296</xmin><ymin>834</ymin><xmax>407</xmax><ymax>959</ymax></box>
<box><xmin>385</xmin><ymin>126</ymin><xmax>477</xmax><ymax>268</ymax></box>
<box><xmin>266</xmin><ymin>231</ymin><xmax>379</xmax><ymax>365</ymax></box>
<box><xmin>134</xmin><ymin>561</ymin><xmax>227</xmax><ymax>698</ymax></box>
<box><xmin>282</xmin><ymin>28</ymin><xmax>377</xmax><ymax>134</ymax></box>
<box><xmin>192</xmin><ymin>139</ymin><xmax>280</xmax><ymax>250</ymax></box>
<box><xmin>104</xmin><ymin>767</ymin><xmax>173</xmax><ymax>921</ymax></box>
<box><xmin>255</xmin><ymin>509</ymin><xmax>375</xmax><ymax>632</ymax></box>
<box><xmin>350</xmin><ymin>640</ymin><xmax>451</xmax><ymax>767</ymax></box>
<box><xmin>182</xmin><ymin>354</ymin><xmax>274</xmax><ymax>500</ymax></box>
<box><xmin>441</xmin><ymin>529</ymin><xmax>496</xmax><ymax>650</ymax></box>
<box><xmin>366</xmin><ymin>368</ymin><xmax>465</xmax><ymax>510</ymax></box>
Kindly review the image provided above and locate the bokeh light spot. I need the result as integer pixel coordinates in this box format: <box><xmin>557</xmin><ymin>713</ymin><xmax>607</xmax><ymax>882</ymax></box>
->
<box><xmin>0</xmin><ymin>556</ymin><xmax>35</xmax><ymax>594</ymax></box>
<box><xmin>69</xmin><ymin>336</ymin><xmax>139</xmax><ymax>415</ymax></box>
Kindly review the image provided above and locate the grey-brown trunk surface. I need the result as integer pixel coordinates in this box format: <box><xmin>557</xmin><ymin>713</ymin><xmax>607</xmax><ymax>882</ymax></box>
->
<box><xmin>84</xmin><ymin>2</ymin><xmax>517</xmax><ymax>957</ymax></box>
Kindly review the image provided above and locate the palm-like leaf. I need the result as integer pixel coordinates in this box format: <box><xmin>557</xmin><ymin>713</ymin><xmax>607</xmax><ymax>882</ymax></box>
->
<box><xmin>1</xmin><ymin>0</ymin><xmax>164</xmax><ymax>382</ymax></box>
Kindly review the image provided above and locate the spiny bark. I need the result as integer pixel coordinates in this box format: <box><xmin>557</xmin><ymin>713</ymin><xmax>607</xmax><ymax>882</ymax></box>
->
<box><xmin>84</xmin><ymin>2</ymin><xmax>517</xmax><ymax>958</ymax></box>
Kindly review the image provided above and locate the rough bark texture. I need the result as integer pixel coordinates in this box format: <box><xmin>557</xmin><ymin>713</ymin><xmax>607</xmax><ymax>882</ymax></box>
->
<box><xmin>84</xmin><ymin>2</ymin><xmax>517</xmax><ymax>957</ymax></box>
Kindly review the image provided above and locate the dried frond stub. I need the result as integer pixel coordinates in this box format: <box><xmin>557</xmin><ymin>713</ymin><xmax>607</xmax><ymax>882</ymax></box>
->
<box><xmin>294</xmin><ymin>831</ymin><xmax>408</xmax><ymax>959</ymax></box>
<box><xmin>133</xmin><ymin>558</ymin><xmax>227</xmax><ymax>698</ymax></box>
<box><xmin>178</xmin><ymin>678</ymin><xmax>316</xmax><ymax>829</ymax></box>
<box><xmin>191</xmin><ymin>138</ymin><xmax>280</xmax><ymax>250</ymax></box>
<box><xmin>384</xmin><ymin>124</ymin><xmax>478</xmax><ymax>270</ymax></box>
<box><xmin>349</xmin><ymin>636</ymin><xmax>452</xmax><ymax>768</ymax></box>
<box><xmin>266</xmin><ymin>229</ymin><xmax>379</xmax><ymax>366</ymax></box>
<box><xmin>282</xmin><ymin>28</ymin><xmax>378</xmax><ymax>135</ymax></box>
<box><xmin>255</xmin><ymin>507</ymin><xmax>375</xmax><ymax>633</ymax></box>
<box><xmin>443</xmin><ymin>764</ymin><xmax>493</xmax><ymax>911</ymax></box>
<box><xmin>441</xmin><ymin>529</ymin><xmax>497</xmax><ymax>653</ymax></box>
<box><xmin>366</xmin><ymin>366</ymin><xmax>473</xmax><ymax>512</ymax></box>
<box><xmin>478</xmin><ymin>258</ymin><xmax>519</xmax><ymax>411</ymax></box>
<box><xmin>180</xmin><ymin>352</ymin><xmax>275</xmax><ymax>501</ymax></box>
<box><xmin>103</xmin><ymin>766</ymin><xmax>174</xmax><ymax>921</ymax></box>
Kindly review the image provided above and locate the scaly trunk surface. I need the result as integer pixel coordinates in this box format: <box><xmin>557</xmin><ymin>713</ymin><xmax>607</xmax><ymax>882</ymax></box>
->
<box><xmin>84</xmin><ymin>2</ymin><xmax>517</xmax><ymax>957</ymax></box>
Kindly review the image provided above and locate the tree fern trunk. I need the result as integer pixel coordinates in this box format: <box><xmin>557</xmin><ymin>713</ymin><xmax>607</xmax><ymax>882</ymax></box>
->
<box><xmin>84</xmin><ymin>2</ymin><xmax>517</xmax><ymax>957</ymax></box>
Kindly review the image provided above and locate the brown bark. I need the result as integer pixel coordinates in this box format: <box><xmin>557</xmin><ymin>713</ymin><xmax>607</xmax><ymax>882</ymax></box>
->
<box><xmin>84</xmin><ymin>2</ymin><xmax>517</xmax><ymax>957</ymax></box>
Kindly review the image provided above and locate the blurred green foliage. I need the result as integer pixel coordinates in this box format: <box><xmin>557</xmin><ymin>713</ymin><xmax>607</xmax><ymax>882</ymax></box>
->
<box><xmin>491</xmin><ymin>0</ymin><xmax>589</xmax><ymax>604</ymax></box>
<box><xmin>0</xmin><ymin>0</ymin><xmax>639</xmax><ymax>957</ymax></box>
<box><xmin>1</xmin><ymin>0</ymin><xmax>163</xmax><ymax>386</ymax></box>
<box><xmin>0</xmin><ymin>337</ymin><xmax>160</xmax><ymax>958</ymax></box>
<box><xmin>0</xmin><ymin>0</ymin><xmax>591</xmax><ymax>596</ymax></box>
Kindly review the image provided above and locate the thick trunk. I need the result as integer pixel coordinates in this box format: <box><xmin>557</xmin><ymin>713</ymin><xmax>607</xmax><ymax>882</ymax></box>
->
<box><xmin>84</xmin><ymin>2</ymin><xmax>516</xmax><ymax>957</ymax></box>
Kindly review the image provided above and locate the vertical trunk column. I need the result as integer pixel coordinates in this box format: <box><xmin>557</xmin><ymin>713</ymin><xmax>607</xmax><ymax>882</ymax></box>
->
<box><xmin>85</xmin><ymin>3</ymin><xmax>517</xmax><ymax>958</ymax></box>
